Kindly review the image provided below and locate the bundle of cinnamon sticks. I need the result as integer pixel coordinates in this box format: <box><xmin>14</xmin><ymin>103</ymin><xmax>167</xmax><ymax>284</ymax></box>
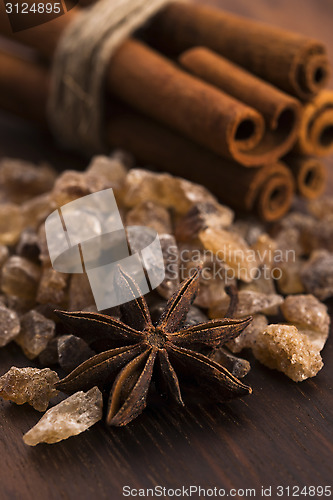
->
<box><xmin>0</xmin><ymin>1</ymin><xmax>332</xmax><ymax>220</ymax></box>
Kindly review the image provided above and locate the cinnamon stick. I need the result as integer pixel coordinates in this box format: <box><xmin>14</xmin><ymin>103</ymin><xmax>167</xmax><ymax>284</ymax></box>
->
<box><xmin>107</xmin><ymin>108</ymin><xmax>295</xmax><ymax>221</ymax></box>
<box><xmin>293</xmin><ymin>90</ymin><xmax>333</xmax><ymax>157</ymax></box>
<box><xmin>0</xmin><ymin>5</ymin><xmax>270</xmax><ymax>166</ymax></box>
<box><xmin>0</xmin><ymin>51</ymin><xmax>49</xmax><ymax>125</ymax></box>
<box><xmin>0</xmin><ymin>3</ymin><xmax>306</xmax><ymax>167</ymax></box>
<box><xmin>0</xmin><ymin>48</ymin><xmax>295</xmax><ymax>221</ymax></box>
<box><xmin>107</xmin><ymin>39</ymin><xmax>267</xmax><ymax>166</ymax></box>
<box><xmin>144</xmin><ymin>1</ymin><xmax>330</xmax><ymax>100</ymax></box>
<box><xmin>179</xmin><ymin>47</ymin><xmax>301</xmax><ymax>166</ymax></box>
<box><xmin>0</xmin><ymin>4</ymin><xmax>76</xmax><ymax>59</ymax></box>
<box><xmin>284</xmin><ymin>155</ymin><xmax>327</xmax><ymax>200</ymax></box>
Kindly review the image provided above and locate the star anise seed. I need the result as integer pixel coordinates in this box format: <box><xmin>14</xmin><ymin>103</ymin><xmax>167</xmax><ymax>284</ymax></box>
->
<box><xmin>55</xmin><ymin>268</ymin><xmax>252</xmax><ymax>426</ymax></box>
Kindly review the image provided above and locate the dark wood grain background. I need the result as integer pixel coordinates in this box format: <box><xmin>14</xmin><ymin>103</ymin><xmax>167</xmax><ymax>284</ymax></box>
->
<box><xmin>0</xmin><ymin>1</ymin><xmax>332</xmax><ymax>499</ymax></box>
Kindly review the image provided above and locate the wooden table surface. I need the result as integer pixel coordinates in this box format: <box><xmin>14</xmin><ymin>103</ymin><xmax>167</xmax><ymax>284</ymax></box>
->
<box><xmin>0</xmin><ymin>1</ymin><xmax>333</xmax><ymax>499</ymax></box>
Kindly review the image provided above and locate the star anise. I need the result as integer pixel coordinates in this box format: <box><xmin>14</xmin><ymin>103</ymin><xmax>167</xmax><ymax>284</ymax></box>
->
<box><xmin>55</xmin><ymin>268</ymin><xmax>252</xmax><ymax>426</ymax></box>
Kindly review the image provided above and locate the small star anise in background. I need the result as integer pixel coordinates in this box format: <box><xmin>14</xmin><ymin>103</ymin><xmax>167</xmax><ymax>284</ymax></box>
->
<box><xmin>55</xmin><ymin>268</ymin><xmax>252</xmax><ymax>426</ymax></box>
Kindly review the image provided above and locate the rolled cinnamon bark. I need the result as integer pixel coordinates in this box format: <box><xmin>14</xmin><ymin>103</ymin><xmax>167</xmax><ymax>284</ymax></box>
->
<box><xmin>179</xmin><ymin>47</ymin><xmax>301</xmax><ymax>166</ymax></box>
<box><xmin>0</xmin><ymin>47</ymin><xmax>295</xmax><ymax>221</ymax></box>
<box><xmin>293</xmin><ymin>90</ymin><xmax>333</xmax><ymax>157</ymax></box>
<box><xmin>107</xmin><ymin>39</ymin><xmax>266</xmax><ymax>165</ymax></box>
<box><xmin>284</xmin><ymin>155</ymin><xmax>327</xmax><ymax>200</ymax></box>
<box><xmin>144</xmin><ymin>1</ymin><xmax>330</xmax><ymax>100</ymax></box>
<box><xmin>107</xmin><ymin>108</ymin><xmax>295</xmax><ymax>221</ymax></box>
<box><xmin>0</xmin><ymin>10</ymin><xmax>273</xmax><ymax>166</ymax></box>
<box><xmin>1</xmin><ymin>10</ymin><xmax>297</xmax><ymax>167</ymax></box>
<box><xmin>0</xmin><ymin>50</ymin><xmax>49</xmax><ymax>125</ymax></box>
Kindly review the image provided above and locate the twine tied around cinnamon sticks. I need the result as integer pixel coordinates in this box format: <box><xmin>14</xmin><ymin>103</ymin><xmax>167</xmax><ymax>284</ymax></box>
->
<box><xmin>48</xmin><ymin>0</ymin><xmax>173</xmax><ymax>153</ymax></box>
<box><xmin>0</xmin><ymin>0</ymin><xmax>332</xmax><ymax>221</ymax></box>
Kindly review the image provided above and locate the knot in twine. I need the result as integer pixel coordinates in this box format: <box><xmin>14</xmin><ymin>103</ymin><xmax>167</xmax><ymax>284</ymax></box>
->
<box><xmin>48</xmin><ymin>0</ymin><xmax>172</xmax><ymax>154</ymax></box>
